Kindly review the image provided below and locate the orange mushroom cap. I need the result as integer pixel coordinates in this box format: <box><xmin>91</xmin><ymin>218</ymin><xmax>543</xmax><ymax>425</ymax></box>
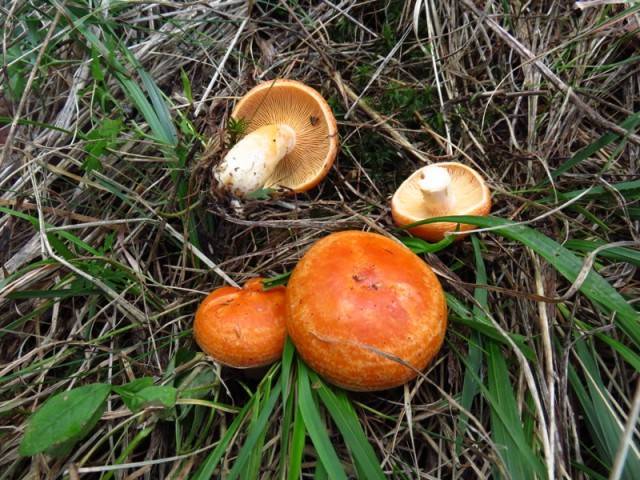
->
<box><xmin>194</xmin><ymin>278</ymin><xmax>287</xmax><ymax>368</ymax></box>
<box><xmin>286</xmin><ymin>231</ymin><xmax>447</xmax><ymax>391</ymax></box>
<box><xmin>229</xmin><ymin>79</ymin><xmax>338</xmax><ymax>193</ymax></box>
<box><xmin>391</xmin><ymin>162</ymin><xmax>491</xmax><ymax>242</ymax></box>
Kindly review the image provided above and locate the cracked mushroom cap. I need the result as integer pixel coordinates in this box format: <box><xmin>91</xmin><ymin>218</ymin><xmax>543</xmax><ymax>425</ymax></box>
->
<box><xmin>194</xmin><ymin>278</ymin><xmax>287</xmax><ymax>368</ymax></box>
<box><xmin>286</xmin><ymin>231</ymin><xmax>447</xmax><ymax>391</ymax></box>
<box><xmin>391</xmin><ymin>162</ymin><xmax>491</xmax><ymax>242</ymax></box>
<box><xmin>231</xmin><ymin>79</ymin><xmax>338</xmax><ymax>193</ymax></box>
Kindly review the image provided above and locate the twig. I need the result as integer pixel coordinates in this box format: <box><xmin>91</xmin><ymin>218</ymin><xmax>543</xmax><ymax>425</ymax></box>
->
<box><xmin>194</xmin><ymin>16</ymin><xmax>249</xmax><ymax>116</ymax></box>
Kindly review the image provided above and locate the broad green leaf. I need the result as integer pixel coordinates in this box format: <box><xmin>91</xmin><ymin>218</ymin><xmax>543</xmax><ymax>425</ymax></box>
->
<box><xmin>112</xmin><ymin>377</ymin><xmax>153</xmax><ymax>395</ymax></box>
<box><xmin>411</xmin><ymin>215</ymin><xmax>640</xmax><ymax>348</ymax></box>
<box><xmin>128</xmin><ymin>386</ymin><xmax>177</xmax><ymax>412</ymax></box>
<box><xmin>20</xmin><ymin>383</ymin><xmax>110</xmax><ymax>457</ymax></box>
<box><xmin>83</xmin><ymin>117</ymin><xmax>123</xmax><ymax>172</ymax></box>
<box><xmin>113</xmin><ymin>378</ymin><xmax>177</xmax><ymax>412</ymax></box>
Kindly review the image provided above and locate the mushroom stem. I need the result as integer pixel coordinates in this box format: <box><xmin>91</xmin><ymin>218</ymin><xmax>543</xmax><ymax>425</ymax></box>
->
<box><xmin>418</xmin><ymin>165</ymin><xmax>455</xmax><ymax>210</ymax></box>
<box><xmin>214</xmin><ymin>124</ymin><xmax>296</xmax><ymax>197</ymax></box>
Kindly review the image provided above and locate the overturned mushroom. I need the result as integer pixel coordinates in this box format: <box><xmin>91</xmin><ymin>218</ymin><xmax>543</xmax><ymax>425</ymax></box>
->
<box><xmin>391</xmin><ymin>162</ymin><xmax>491</xmax><ymax>241</ymax></box>
<box><xmin>213</xmin><ymin>79</ymin><xmax>338</xmax><ymax>197</ymax></box>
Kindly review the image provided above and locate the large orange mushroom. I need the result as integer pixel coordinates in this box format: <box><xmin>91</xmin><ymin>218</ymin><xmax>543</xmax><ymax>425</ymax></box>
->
<box><xmin>193</xmin><ymin>278</ymin><xmax>287</xmax><ymax>368</ymax></box>
<box><xmin>213</xmin><ymin>79</ymin><xmax>338</xmax><ymax>197</ymax></box>
<box><xmin>391</xmin><ymin>162</ymin><xmax>491</xmax><ymax>242</ymax></box>
<box><xmin>286</xmin><ymin>231</ymin><xmax>447</xmax><ymax>391</ymax></box>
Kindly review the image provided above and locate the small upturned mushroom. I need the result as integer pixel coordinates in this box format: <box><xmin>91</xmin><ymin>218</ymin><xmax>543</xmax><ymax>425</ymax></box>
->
<box><xmin>213</xmin><ymin>79</ymin><xmax>338</xmax><ymax>197</ymax></box>
<box><xmin>391</xmin><ymin>162</ymin><xmax>491</xmax><ymax>242</ymax></box>
<box><xmin>193</xmin><ymin>278</ymin><xmax>287</xmax><ymax>368</ymax></box>
<box><xmin>286</xmin><ymin>231</ymin><xmax>447</xmax><ymax>391</ymax></box>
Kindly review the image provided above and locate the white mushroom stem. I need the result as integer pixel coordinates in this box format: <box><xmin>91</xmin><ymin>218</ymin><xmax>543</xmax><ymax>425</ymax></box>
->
<box><xmin>214</xmin><ymin>124</ymin><xmax>296</xmax><ymax>196</ymax></box>
<box><xmin>418</xmin><ymin>165</ymin><xmax>455</xmax><ymax>210</ymax></box>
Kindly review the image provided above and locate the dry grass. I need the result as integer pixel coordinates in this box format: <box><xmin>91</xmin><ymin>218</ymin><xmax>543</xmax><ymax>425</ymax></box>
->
<box><xmin>1</xmin><ymin>1</ymin><xmax>639</xmax><ymax>478</ymax></box>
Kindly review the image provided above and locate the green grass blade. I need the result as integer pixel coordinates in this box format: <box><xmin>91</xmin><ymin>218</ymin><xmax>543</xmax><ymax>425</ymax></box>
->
<box><xmin>288</xmin><ymin>402</ymin><xmax>306</xmax><ymax>479</ymax></box>
<box><xmin>456</xmin><ymin>236</ymin><xmax>487</xmax><ymax>454</ymax></box>
<box><xmin>309</xmin><ymin>371</ymin><xmax>385</xmax><ymax>480</ymax></box>
<box><xmin>487</xmin><ymin>342</ymin><xmax>544</xmax><ymax>479</ymax></box>
<box><xmin>297</xmin><ymin>360</ymin><xmax>348</xmax><ymax>480</ymax></box>
<box><xmin>544</xmin><ymin>179</ymin><xmax>640</xmax><ymax>203</ymax></box>
<box><xmin>446</xmin><ymin>293</ymin><xmax>535</xmax><ymax>360</ymax></box>
<box><xmin>569</xmin><ymin>340</ymin><xmax>640</xmax><ymax>480</ymax></box>
<box><xmin>138</xmin><ymin>69</ymin><xmax>177</xmax><ymax>146</ymax></box>
<box><xmin>565</xmin><ymin>239</ymin><xmax>640</xmax><ymax>267</ymax></box>
<box><xmin>244</xmin><ymin>381</ymin><xmax>271</xmax><ymax>480</ymax></box>
<box><xmin>226</xmin><ymin>378</ymin><xmax>282</xmax><ymax>480</ymax></box>
<box><xmin>545</xmin><ymin>110</ymin><xmax>640</xmax><ymax>181</ymax></box>
<box><xmin>412</xmin><ymin>215</ymin><xmax>640</xmax><ymax>348</ymax></box>
<box><xmin>400</xmin><ymin>234</ymin><xmax>454</xmax><ymax>254</ymax></box>
<box><xmin>0</xmin><ymin>206</ymin><xmax>101</xmax><ymax>256</ymax></box>
<box><xmin>190</xmin><ymin>399</ymin><xmax>255</xmax><ymax>480</ymax></box>
<box><xmin>116</xmin><ymin>73</ymin><xmax>173</xmax><ymax>145</ymax></box>
<box><xmin>281</xmin><ymin>337</ymin><xmax>295</xmax><ymax>405</ymax></box>
<box><xmin>278</xmin><ymin>338</ymin><xmax>296</xmax><ymax>479</ymax></box>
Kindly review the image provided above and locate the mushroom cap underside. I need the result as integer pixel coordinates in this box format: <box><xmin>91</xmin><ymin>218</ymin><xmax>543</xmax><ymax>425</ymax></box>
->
<box><xmin>392</xmin><ymin>162</ymin><xmax>491</xmax><ymax>241</ymax></box>
<box><xmin>231</xmin><ymin>79</ymin><xmax>338</xmax><ymax>193</ymax></box>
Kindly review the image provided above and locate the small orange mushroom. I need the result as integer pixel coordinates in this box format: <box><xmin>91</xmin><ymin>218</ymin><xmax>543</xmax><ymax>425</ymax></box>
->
<box><xmin>193</xmin><ymin>278</ymin><xmax>287</xmax><ymax>368</ymax></box>
<box><xmin>391</xmin><ymin>162</ymin><xmax>491</xmax><ymax>242</ymax></box>
<box><xmin>213</xmin><ymin>79</ymin><xmax>338</xmax><ymax>197</ymax></box>
<box><xmin>286</xmin><ymin>231</ymin><xmax>447</xmax><ymax>391</ymax></box>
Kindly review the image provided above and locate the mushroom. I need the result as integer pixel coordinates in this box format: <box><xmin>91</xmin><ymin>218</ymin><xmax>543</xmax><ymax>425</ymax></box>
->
<box><xmin>193</xmin><ymin>278</ymin><xmax>287</xmax><ymax>368</ymax></box>
<box><xmin>391</xmin><ymin>162</ymin><xmax>491</xmax><ymax>242</ymax></box>
<box><xmin>213</xmin><ymin>79</ymin><xmax>338</xmax><ymax>197</ymax></box>
<box><xmin>286</xmin><ymin>231</ymin><xmax>447</xmax><ymax>391</ymax></box>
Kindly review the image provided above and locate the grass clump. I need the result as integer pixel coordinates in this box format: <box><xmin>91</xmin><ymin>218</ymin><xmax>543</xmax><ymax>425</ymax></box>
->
<box><xmin>1</xmin><ymin>1</ymin><xmax>639</xmax><ymax>479</ymax></box>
